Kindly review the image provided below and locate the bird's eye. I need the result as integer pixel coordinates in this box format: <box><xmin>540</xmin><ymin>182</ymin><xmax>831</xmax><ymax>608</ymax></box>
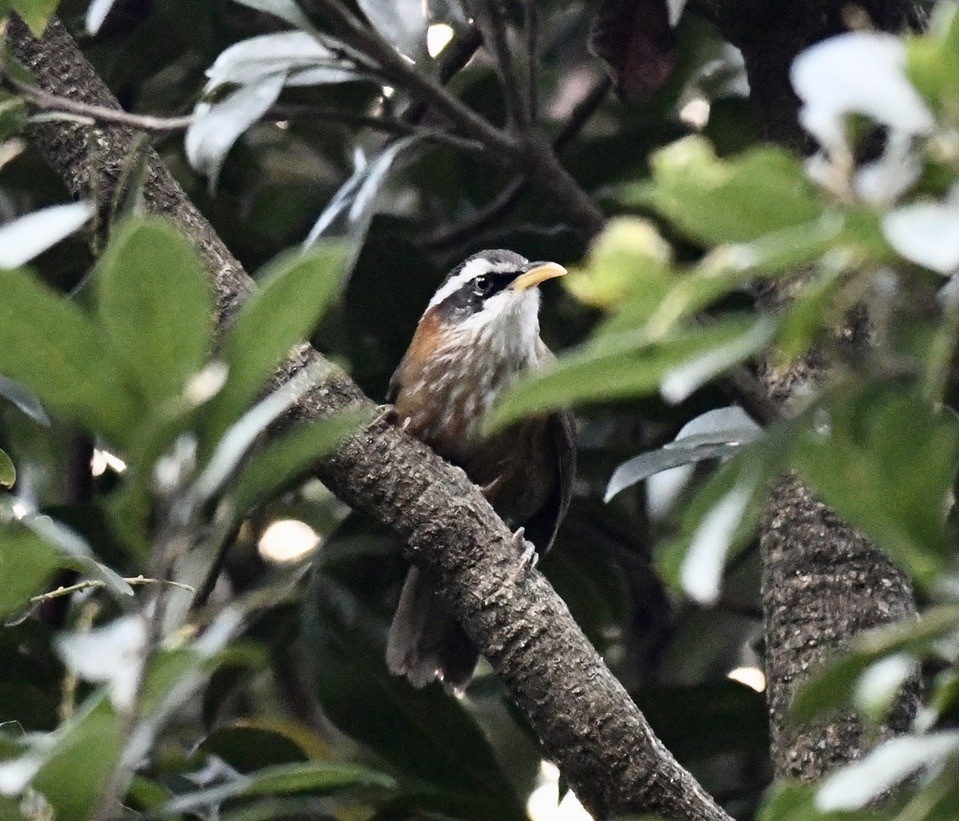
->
<box><xmin>473</xmin><ymin>275</ymin><xmax>492</xmax><ymax>295</ymax></box>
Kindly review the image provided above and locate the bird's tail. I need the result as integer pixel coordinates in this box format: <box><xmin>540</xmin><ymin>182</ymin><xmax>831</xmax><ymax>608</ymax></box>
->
<box><xmin>386</xmin><ymin>566</ymin><xmax>478</xmax><ymax>693</ymax></box>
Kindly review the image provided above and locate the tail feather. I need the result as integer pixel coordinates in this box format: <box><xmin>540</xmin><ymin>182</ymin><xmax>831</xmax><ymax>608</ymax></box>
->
<box><xmin>386</xmin><ymin>567</ymin><xmax>478</xmax><ymax>692</ymax></box>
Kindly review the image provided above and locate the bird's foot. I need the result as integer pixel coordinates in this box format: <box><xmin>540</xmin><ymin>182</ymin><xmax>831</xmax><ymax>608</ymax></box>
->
<box><xmin>510</xmin><ymin>527</ymin><xmax>538</xmax><ymax>581</ymax></box>
<box><xmin>371</xmin><ymin>403</ymin><xmax>411</xmax><ymax>430</ymax></box>
<box><xmin>371</xmin><ymin>403</ymin><xmax>398</xmax><ymax>426</ymax></box>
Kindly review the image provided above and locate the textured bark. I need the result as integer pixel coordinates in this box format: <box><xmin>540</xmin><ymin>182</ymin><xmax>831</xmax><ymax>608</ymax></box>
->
<box><xmin>756</xmin><ymin>296</ymin><xmax>920</xmax><ymax>778</ymax></box>
<box><xmin>761</xmin><ymin>474</ymin><xmax>919</xmax><ymax>781</ymax></box>
<box><xmin>689</xmin><ymin>0</ymin><xmax>929</xmax><ymax>779</ymax></box>
<box><xmin>6</xmin><ymin>15</ymin><xmax>728</xmax><ymax>820</ymax></box>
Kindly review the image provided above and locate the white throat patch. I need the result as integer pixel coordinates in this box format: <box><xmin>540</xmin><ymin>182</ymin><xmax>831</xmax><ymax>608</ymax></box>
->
<box><xmin>449</xmin><ymin>288</ymin><xmax>542</xmax><ymax>364</ymax></box>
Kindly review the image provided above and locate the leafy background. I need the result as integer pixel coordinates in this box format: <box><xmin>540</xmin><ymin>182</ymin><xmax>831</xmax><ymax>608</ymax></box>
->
<box><xmin>0</xmin><ymin>0</ymin><xmax>959</xmax><ymax>818</ymax></box>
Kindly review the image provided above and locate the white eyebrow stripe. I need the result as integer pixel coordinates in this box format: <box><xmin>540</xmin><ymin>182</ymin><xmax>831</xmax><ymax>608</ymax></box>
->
<box><xmin>424</xmin><ymin>255</ymin><xmax>527</xmax><ymax>312</ymax></box>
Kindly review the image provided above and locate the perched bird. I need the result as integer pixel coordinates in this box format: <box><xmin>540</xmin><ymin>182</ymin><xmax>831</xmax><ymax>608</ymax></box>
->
<box><xmin>385</xmin><ymin>249</ymin><xmax>576</xmax><ymax>692</ymax></box>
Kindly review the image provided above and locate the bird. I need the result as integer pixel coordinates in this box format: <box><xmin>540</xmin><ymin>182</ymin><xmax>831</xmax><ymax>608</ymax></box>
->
<box><xmin>385</xmin><ymin>249</ymin><xmax>576</xmax><ymax>693</ymax></box>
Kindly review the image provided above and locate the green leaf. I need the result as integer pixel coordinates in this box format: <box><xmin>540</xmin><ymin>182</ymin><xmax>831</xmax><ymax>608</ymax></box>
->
<box><xmin>775</xmin><ymin>265</ymin><xmax>846</xmax><ymax>360</ymax></box>
<box><xmin>304</xmin><ymin>575</ymin><xmax>526</xmax><ymax>818</ymax></box>
<box><xmin>162</xmin><ymin>761</ymin><xmax>393</xmax><ymax>815</ymax></box>
<box><xmin>793</xmin><ymin>386</ymin><xmax>958</xmax><ymax>585</ymax></box>
<box><xmin>564</xmin><ymin>217</ymin><xmax>674</xmax><ymax>311</ymax></box>
<box><xmin>200</xmin><ymin>723</ymin><xmax>315</xmax><ymax>773</ymax></box>
<box><xmin>229</xmin><ymin>410</ymin><xmax>366</xmax><ymax>515</ymax></box>
<box><xmin>125</xmin><ymin>776</ymin><xmax>171</xmax><ymax>812</ymax></box>
<box><xmin>192</xmin><ymin>360</ymin><xmax>335</xmax><ymax>505</ymax></box>
<box><xmin>0</xmin><ymin>447</ymin><xmax>14</xmax><ymax>488</ymax></box>
<box><xmin>757</xmin><ymin>783</ymin><xmax>872</xmax><ymax>821</ymax></box>
<box><xmin>601</xmin><ymin>215</ymin><xmax>847</xmax><ymax>344</ymax></box>
<box><xmin>900</xmin><ymin>769</ymin><xmax>959</xmax><ymax>821</ymax></box>
<box><xmin>0</xmin><ymin>201</ymin><xmax>92</xmax><ymax>268</ymax></box>
<box><xmin>138</xmin><ymin>647</ymin><xmax>203</xmax><ymax>714</ymax></box>
<box><xmin>246</xmin><ymin>761</ymin><xmax>393</xmax><ymax>796</ymax></box>
<box><xmin>32</xmin><ymin>695</ymin><xmax>125</xmax><ymax>821</ymax></box>
<box><xmin>817</xmin><ymin>732</ymin><xmax>959</xmax><ymax>813</ymax></box>
<box><xmin>97</xmin><ymin>217</ymin><xmax>214</xmax><ymax>409</ymax></box>
<box><xmin>906</xmin><ymin>3</ymin><xmax>959</xmax><ymax>116</ymax></box>
<box><xmin>0</xmin><ymin>374</ymin><xmax>50</xmax><ymax>425</ymax></box>
<box><xmin>0</xmin><ymin>269</ymin><xmax>139</xmax><ymax>442</ymax></box>
<box><xmin>622</xmin><ymin>136</ymin><xmax>824</xmax><ymax>245</ymax></box>
<box><xmin>0</xmin><ymin>520</ymin><xmax>134</xmax><ymax>619</ymax></box>
<box><xmin>204</xmin><ymin>242</ymin><xmax>348</xmax><ymax>445</ymax></box>
<box><xmin>606</xmin><ymin>406</ymin><xmax>762</xmax><ymax>501</ymax></box>
<box><xmin>791</xmin><ymin>605</ymin><xmax>959</xmax><ymax>724</ymax></box>
<box><xmin>12</xmin><ymin>0</ymin><xmax>60</xmax><ymax>35</ymax></box>
<box><xmin>0</xmin><ymin>528</ymin><xmax>63</xmax><ymax>619</ymax></box>
<box><xmin>23</xmin><ymin>516</ymin><xmax>134</xmax><ymax>600</ymax></box>
<box><xmin>107</xmin><ymin>397</ymin><xmax>205</xmax><ymax>559</ymax></box>
<box><xmin>0</xmin><ymin>90</ymin><xmax>26</xmax><ymax>145</ymax></box>
<box><xmin>660</xmin><ymin>423</ymin><xmax>794</xmax><ymax>598</ymax></box>
<box><xmin>486</xmin><ymin>316</ymin><xmax>769</xmax><ymax>432</ymax></box>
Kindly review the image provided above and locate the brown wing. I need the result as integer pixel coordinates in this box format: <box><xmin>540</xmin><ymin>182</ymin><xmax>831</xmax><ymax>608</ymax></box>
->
<box><xmin>519</xmin><ymin>409</ymin><xmax>576</xmax><ymax>554</ymax></box>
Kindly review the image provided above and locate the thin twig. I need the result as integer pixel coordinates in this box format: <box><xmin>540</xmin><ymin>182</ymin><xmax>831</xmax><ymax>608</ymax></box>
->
<box><xmin>421</xmin><ymin>75</ymin><xmax>611</xmax><ymax>248</ymax></box>
<box><xmin>474</xmin><ymin>0</ymin><xmax>530</xmax><ymax>127</ymax></box>
<box><xmin>316</xmin><ymin>0</ymin><xmax>604</xmax><ymax>233</ymax></box>
<box><xmin>401</xmin><ymin>25</ymin><xmax>483</xmax><ymax>126</ymax></box>
<box><xmin>315</xmin><ymin>0</ymin><xmax>519</xmax><ymax>158</ymax></box>
<box><xmin>525</xmin><ymin>0</ymin><xmax>539</xmax><ymax>122</ymax></box>
<box><xmin>13</xmin><ymin>76</ymin><xmax>488</xmax><ymax>155</ymax></box>
<box><xmin>191</xmin><ymin>520</ymin><xmax>243</xmax><ymax>611</ymax></box>
<box><xmin>266</xmin><ymin>104</ymin><xmax>486</xmax><ymax>154</ymax></box>
<box><xmin>421</xmin><ymin>177</ymin><xmax>525</xmax><ymax>248</ymax></box>
<box><xmin>11</xmin><ymin>77</ymin><xmax>195</xmax><ymax>131</ymax></box>
<box><xmin>554</xmin><ymin>75</ymin><xmax>612</xmax><ymax>150</ymax></box>
<box><xmin>30</xmin><ymin>575</ymin><xmax>195</xmax><ymax>604</ymax></box>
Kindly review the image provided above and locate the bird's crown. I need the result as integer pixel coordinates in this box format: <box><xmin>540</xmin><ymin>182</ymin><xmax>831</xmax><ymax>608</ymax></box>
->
<box><xmin>426</xmin><ymin>250</ymin><xmax>566</xmax><ymax>317</ymax></box>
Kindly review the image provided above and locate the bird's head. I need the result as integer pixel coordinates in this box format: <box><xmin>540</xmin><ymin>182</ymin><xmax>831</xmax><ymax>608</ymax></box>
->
<box><xmin>422</xmin><ymin>250</ymin><xmax>566</xmax><ymax>358</ymax></box>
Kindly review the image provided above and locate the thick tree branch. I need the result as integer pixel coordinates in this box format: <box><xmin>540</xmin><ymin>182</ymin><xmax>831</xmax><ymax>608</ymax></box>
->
<box><xmin>756</xmin><ymin>287</ymin><xmax>920</xmax><ymax>780</ymax></box>
<box><xmin>760</xmin><ymin>473</ymin><xmax>919</xmax><ymax>780</ymax></box>
<box><xmin>700</xmin><ymin>0</ymin><xmax>928</xmax><ymax>772</ymax></box>
<box><xmin>6</xmin><ymin>15</ymin><xmax>726</xmax><ymax>820</ymax></box>
<box><xmin>265</xmin><ymin>104</ymin><xmax>488</xmax><ymax>153</ymax></box>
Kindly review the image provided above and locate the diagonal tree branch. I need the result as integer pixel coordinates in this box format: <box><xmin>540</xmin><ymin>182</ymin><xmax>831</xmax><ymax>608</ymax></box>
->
<box><xmin>318</xmin><ymin>0</ymin><xmax>519</xmax><ymax>156</ymax></box>
<box><xmin>6</xmin><ymin>14</ymin><xmax>727</xmax><ymax>821</ymax></box>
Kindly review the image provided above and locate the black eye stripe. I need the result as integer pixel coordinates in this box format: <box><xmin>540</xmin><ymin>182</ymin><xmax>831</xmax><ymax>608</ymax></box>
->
<box><xmin>434</xmin><ymin>270</ymin><xmax>522</xmax><ymax>321</ymax></box>
<box><xmin>474</xmin><ymin>272</ymin><xmax>516</xmax><ymax>297</ymax></box>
